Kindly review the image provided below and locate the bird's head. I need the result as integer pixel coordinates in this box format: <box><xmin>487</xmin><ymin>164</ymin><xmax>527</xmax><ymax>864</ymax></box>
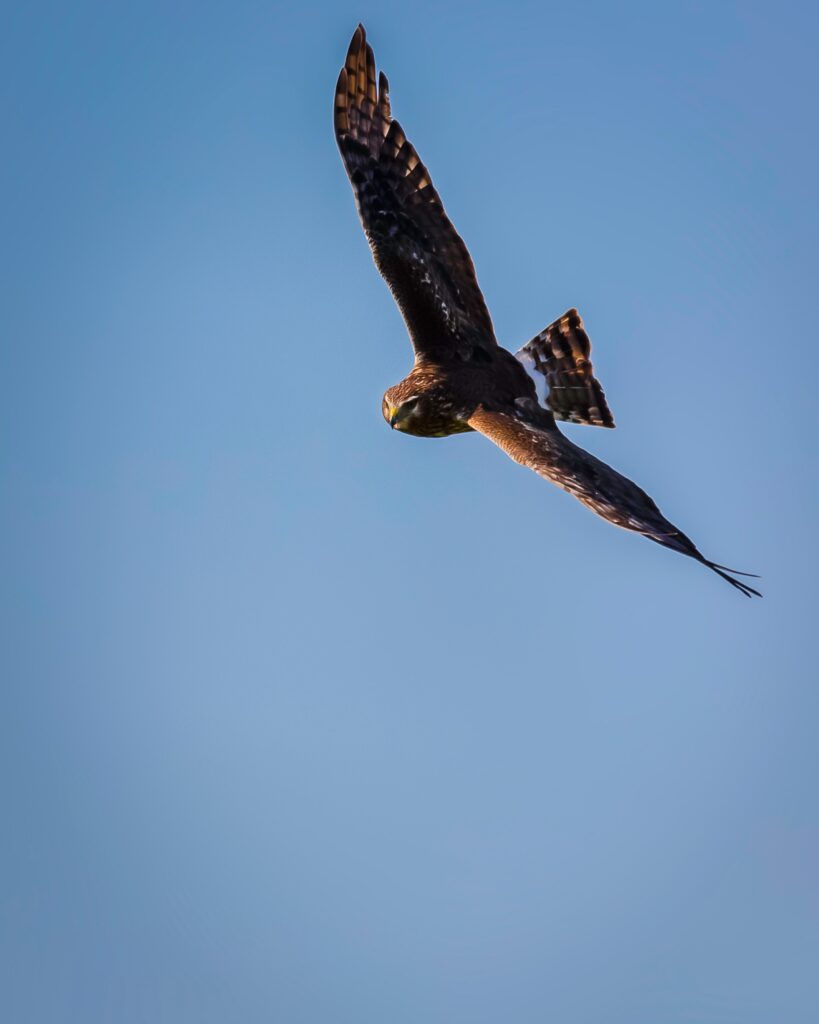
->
<box><xmin>382</xmin><ymin>385</ymin><xmax>428</xmax><ymax>431</ymax></box>
<box><xmin>383</xmin><ymin>372</ymin><xmax>446</xmax><ymax>431</ymax></box>
<box><xmin>381</xmin><ymin>374</ymin><xmax>472</xmax><ymax>438</ymax></box>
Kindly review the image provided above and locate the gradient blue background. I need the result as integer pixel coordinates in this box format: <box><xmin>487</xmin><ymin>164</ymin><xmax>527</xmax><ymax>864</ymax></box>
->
<box><xmin>2</xmin><ymin>2</ymin><xmax>818</xmax><ymax>1021</ymax></box>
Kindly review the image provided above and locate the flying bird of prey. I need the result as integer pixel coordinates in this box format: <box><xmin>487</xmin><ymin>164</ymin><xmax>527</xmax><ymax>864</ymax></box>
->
<box><xmin>334</xmin><ymin>25</ymin><xmax>759</xmax><ymax>597</ymax></box>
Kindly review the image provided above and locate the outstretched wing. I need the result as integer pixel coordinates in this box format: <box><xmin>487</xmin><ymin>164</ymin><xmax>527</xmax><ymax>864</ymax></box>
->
<box><xmin>334</xmin><ymin>25</ymin><xmax>498</xmax><ymax>363</ymax></box>
<box><xmin>468</xmin><ymin>406</ymin><xmax>760</xmax><ymax>596</ymax></box>
<box><xmin>515</xmin><ymin>308</ymin><xmax>615</xmax><ymax>427</ymax></box>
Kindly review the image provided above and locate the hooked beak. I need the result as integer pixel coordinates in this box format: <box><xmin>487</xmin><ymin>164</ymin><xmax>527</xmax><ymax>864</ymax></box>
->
<box><xmin>388</xmin><ymin>406</ymin><xmax>398</xmax><ymax>429</ymax></box>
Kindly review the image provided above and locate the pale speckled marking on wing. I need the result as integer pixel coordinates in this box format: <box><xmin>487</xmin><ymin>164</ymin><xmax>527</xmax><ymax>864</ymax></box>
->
<box><xmin>468</xmin><ymin>406</ymin><xmax>760</xmax><ymax>596</ymax></box>
<box><xmin>334</xmin><ymin>25</ymin><xmax>498</xmax><ymax>363</ymax></box>
<box><xmin>515</xmin><ymin>308</ymin><xmax>615</xmax><ymax>428</ymax></box>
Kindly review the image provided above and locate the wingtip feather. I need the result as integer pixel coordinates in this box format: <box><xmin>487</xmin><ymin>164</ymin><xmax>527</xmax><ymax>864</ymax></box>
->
<box><xmin>704</xmin><ymin>560</ymin><xmax>762</xmax><ymax>597</ymax></box>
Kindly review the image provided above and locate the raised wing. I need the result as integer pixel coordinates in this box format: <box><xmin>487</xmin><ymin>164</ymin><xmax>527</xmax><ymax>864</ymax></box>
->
<box><xmin>334</xmin><ymin>25</ymin><xmax>498</xmax><ymax>363</ymax></box>
<box><xmin>468</xmin><ymin>406</ymin><xmax>760</xmax><ymax>597</ymax></box>
<box><xmin>515</xmin><ymin>308</ymin><xmax>615</xmax><ymax>427</ymax></box>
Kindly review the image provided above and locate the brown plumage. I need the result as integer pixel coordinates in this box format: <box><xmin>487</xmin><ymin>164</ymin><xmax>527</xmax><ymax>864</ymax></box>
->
<box><xmin>334</xmin><ymin>25</ymin><xmax>760</xmax><ymax>597</ymax></box>
<box><xmin>516</xmin><ymin>308</ymin><xmax>615</xmax><ymax>428</ymax></box>
<box><xmin>334</xmin><ymin>26</ymin><xmax>497</xmax><ymax>363</ymax></box>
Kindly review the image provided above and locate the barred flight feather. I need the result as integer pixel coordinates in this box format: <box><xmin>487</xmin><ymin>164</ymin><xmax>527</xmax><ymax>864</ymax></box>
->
<box><xmin>516</xmin><ymin>309</ymin><xmax>615</xmax><ymax>428</ymax></box>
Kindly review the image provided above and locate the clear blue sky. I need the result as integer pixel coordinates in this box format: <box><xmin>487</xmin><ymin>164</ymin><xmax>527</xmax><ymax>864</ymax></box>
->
<box><xmin>2</xmin><ymin>2</ymin><xmax>818</xmax><ymax>1021</ymax></box>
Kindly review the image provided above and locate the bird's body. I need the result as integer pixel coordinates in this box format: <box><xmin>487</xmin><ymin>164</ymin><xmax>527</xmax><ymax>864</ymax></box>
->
<box><xmin>334</xmin><ymin>25</ymin><xmax>759</xmax><ymax>597</ymax></box>
<box><xmin>384</xmin><ymin>352</ymin><xmax>535</xmax><ymax>438</ymax></box>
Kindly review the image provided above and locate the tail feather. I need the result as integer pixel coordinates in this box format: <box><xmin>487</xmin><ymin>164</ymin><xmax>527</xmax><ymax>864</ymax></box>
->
<box><xmin>515</xmin><ymin>308</ymin><xmax>615</xmax><ymax>428</ymax></box>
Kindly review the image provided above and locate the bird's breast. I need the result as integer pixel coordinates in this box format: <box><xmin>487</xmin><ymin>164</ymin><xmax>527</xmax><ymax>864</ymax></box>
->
<box><xmin>397</xmin><ymin>415</ymin><xmax>474</xmax><ymax>438</ymax></box>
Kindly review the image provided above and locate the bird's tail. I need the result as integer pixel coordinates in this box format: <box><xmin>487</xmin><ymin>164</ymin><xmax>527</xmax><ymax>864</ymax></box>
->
<box><xmin>515</xmin><ymin>308</ymin><xmax>616</xmax><ymax>428</ymax></box>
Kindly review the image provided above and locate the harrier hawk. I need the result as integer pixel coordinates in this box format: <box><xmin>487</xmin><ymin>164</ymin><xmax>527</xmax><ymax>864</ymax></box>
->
<box><xmin>334</xmin><ymin>25</ymin><xmax>759</xmax><ymax>597</ymax></box>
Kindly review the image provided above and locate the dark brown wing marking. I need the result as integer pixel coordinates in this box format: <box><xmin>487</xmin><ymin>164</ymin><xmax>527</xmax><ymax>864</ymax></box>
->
<box><xmin>515</xmin><ymin>308</ymin><xmax>615</xmax><ymax>427</ymax></box>
<box><xmin>468</xmin><ymin>407</ymin><xmax>761</xmax><ymax>597</ymax></box>
<box><xmin>334</xmin><ymin>25</ymin><xmax>497</xmax><ymax>363</ymax></box>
